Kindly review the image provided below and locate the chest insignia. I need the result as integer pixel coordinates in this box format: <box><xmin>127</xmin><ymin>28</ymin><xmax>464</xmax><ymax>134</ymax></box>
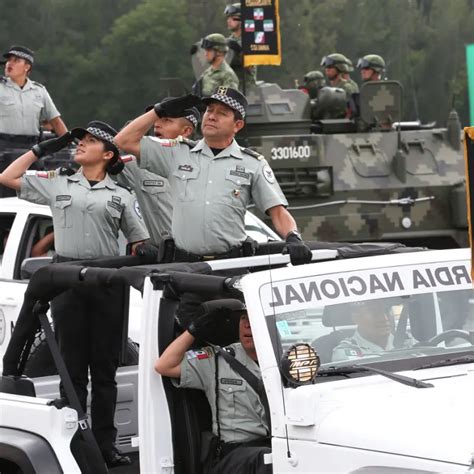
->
<box><xmin>178</xmin><ymin>164</ymin><xmax>193</xmax><ymax>172</ymax></box>
<box><xmin>230</xmin><ymin>165</ymin><xmax>250</xmax><ymax>180</ymax></box>
<box><xmin>112</xmin><ymin>195</ymin><xmax>121</xmax><ymax>204</ymax></box>
<box><xmin>220</xmin><ymin>378</ymin><xmax>243</xmax><ymax>386</ymax></box>
<box><xmin>56</xmin><ymin>195</ymin><xmax>71</xmax><ymax>202</ymax></box>
<box><xmin>143</xmin><ymin>179</ymin><xmax>164</xmax><ymax>187</ymax></box>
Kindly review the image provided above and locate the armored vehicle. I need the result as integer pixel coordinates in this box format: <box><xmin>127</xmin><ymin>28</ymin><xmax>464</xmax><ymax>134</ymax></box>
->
<box><xmin>240</xmin><ymin>81</ymin><xmax>466</xmax><ymax>248</ymax></box>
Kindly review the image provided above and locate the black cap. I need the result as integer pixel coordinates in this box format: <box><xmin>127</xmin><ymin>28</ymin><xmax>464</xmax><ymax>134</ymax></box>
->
<box><xmin>201</xmin><ymin>87</ymin><xmax>248</xmax><ymax>119</ymax></box>
<box><xmin>145</xmin><ymin>98</ymin><xmax>201</xmax><ymax>128</ymax></box>
<box><xmin>70</xmin><ymin>120</ymin><xmax>120</xmax><ymax>162</ymax></box>
<box><xmin>3</xmin><ymin>45</ymin><xmax>35</xmax><ymax>64</ymax></box>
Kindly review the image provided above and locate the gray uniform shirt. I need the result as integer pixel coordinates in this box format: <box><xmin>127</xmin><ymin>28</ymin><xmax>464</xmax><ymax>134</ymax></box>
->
<box><xmin>19</xmin><ymin>169</ymin><xmax>149</xmax><ymax>259</ymax></box>
<box><xmin>173</xmin><ymin>343</ymin><xmax>268</xmax><ymax>443</ymax></box>
<box><xmin>0</xmin><ymin>77</ymin><xmax>60</xmax><ymax>136</ymax></box>
<box><xmin>140</xmin><ymin>136</ymin><xmax>287</xmax><ymax>254</ymax></box>
<box><xmin>117</xmin><ymin>155</ymin><xmax>172</xmax><ymax>244</ymax></box>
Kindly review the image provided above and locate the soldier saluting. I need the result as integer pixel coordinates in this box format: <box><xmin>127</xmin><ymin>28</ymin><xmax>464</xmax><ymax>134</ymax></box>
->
<box><xmin>115</xmin><ymin>88</ymin><xmax>312</xmax><ymax>266</ymax></box>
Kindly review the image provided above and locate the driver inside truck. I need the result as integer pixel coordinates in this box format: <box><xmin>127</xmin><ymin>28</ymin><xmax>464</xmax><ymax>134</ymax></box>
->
<box><xmin>155</xmin><ymin>302</ymin><xmax>272</xmax><ymax>474</ymax></box>
<box><xmin>332</xmin><ymin>299</ymin><xmax>411</xmax><ymax>361</ymax></box>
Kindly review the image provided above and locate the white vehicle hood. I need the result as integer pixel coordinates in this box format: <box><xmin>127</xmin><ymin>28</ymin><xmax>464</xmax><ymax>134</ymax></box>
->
<box><xmin>286</xmin><ymin>363</ymin><xmax>474</xmax><ymax>466</ymax></box>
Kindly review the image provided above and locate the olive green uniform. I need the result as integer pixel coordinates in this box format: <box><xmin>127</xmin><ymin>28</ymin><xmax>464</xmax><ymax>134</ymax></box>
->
<box><xmin>19</xmin><ymin>169</ymin><xmax>149</xmax><ymax>258</ymax></box>
<box><xmin>0</xmin><ymin>76</ymin><xmax>60</xmax><ymax>136</ymax></box>
<box><xmin>173</xmin><ymin>343</ymin><xmax>268</xmax><ymax>442</ymax></box>
<box><xmin>139</xmin><ymin>136</ymin><xmax>287</xmax><ymax>255</ymax></box>
<box><xmin>201</xmin><ymin>61</ymin><xmax>239</xmax><ymax>97</ymax></box>
<box><xmin>345</xmin><ymin>78</ymin><xmax>359</xmax><ymax>94</ymax></box>
<box><xmin>118</xmin><ymin>155</ymin><xmax>172</xmax><ymax>244</ymax></box>
<box><xmin>332</xmin><ymin>76</ymin><xmax>356</xmax><ymax>99</ymax></box>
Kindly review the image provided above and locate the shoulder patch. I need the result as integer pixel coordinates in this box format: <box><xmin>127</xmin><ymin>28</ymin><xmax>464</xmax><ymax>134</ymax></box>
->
<box><xmin>25</xmin><ymin>170</ymin><xmax>57</xmax><ymax>179</ymax></box>
<box><xmin>186</xmin><ymin>348</ymin><xmax>215</xmax><ymax>360</ymax></box>
<box><xmin>240</xmin><ymin>146</ymin><xmax>263</xmax><ymax>160</ymax></box>
<box><xmin>31</xmin><ymin>80</ymin><xmax>45</xmax><ymax>88</ymax></box>
<box><xmin>121</xmin><ymin>155</ymin><xmax>135</xmax><ymax>164</ymax></box>
<box><xmin>150</xmin><ymin>137</ymin><xmax>180</xmax><ymax>147</ymax></box>
<box><xmin>114</xmin><ymin>182</ymin><xmax>133</xmax><ymax>193</ymax></box>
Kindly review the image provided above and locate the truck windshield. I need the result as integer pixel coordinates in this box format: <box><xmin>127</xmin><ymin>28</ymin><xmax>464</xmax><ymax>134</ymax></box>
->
<box><xmin>260</xmin><ymin>259</ymin><xmax>474</xmax><ymax>368</ymax></box>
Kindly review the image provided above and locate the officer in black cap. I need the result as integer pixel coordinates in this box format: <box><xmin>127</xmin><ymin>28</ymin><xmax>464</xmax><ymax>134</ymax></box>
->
<box><xmin>0</xmin><ymin>121</ymin><xmax>149</xmax><ymax>468</ymax></box>
<box><xmin>0</xmin><ymin>45</ymin><xmax>67</xmax><ymax>142</ymax></box>
<box><xmin>115</xmin><ymin>88</ymin><xmax>312</xmax><ymax>266</ymax></box>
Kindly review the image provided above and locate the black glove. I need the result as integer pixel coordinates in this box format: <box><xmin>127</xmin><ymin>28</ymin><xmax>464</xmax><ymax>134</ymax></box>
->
<box><xmin>283</xmin><ymin>231</ymin><xmax>312</xmax><ymax>266</ymax></box>
<box><xmin>31</xmin><ymin>132</ymin><xmax>73</xmax><ymax>159</ymax></box>
<box><xmin>135</xmin><ymin>242</ymin><xmax>160</xmax><ymax>262</ymax></box>
<box><xmin>154</xmin><ymin>94</ymin><xmax>202</xmax><ymax>119</ymax></box>
<box><xmin>227</xmin><ymin>39</ymin><xmax>242</xmax><ymax>54</ymax></box>
<box><xmin>187</xmin><ymin>311</ymin><xmax>217</xmax><ymax>339</ymax></box>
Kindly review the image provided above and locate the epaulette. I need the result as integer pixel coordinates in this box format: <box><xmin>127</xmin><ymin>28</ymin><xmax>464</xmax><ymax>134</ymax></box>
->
<box><xmin>31</xmin><ymin>80</ymin><xmax>45</xmax><ymax>88</ymax></box>
<box><xmin>58</xmin><ymin>166</ymin><xmax>76</xmax><ymax>176</ymax></box>
<box><xmin>240</xmin><ymin>146</ymin><xmax>263</xmax><ymax>160</ymax></box>
<box><xmin>121</xmin><ymin>155</ymin><xmax>135</xmax><ymax>164</ymax></box>
<box><xmin>115</xmin><ymin>182</ymin><xmax>133</xmax><ymax>193</ymax></box>
<box><xmin>0</xmin><ymin>76</ymin><xmax>6</xmax><ymax>84</ymax></box>
<box><xmin>179</xmin><ymin>136</ymin><xmax>199</xmax><ymax>148</ymax></box>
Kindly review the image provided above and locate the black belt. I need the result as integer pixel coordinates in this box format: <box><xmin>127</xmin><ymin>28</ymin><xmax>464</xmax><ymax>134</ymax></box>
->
<box><xmin>174</xmin><ymin>246</ymin><xmax>245</xmax><ymax>262</ymax></box>
<box><xmin>220</xmin><ymin>437</ymin><xmax>271</xmax><ymax>458</ymax></box>
<box><xmin>0</xmin><ymin>133</ymin><xmax>39</xmax><ymax>145</ymax></box>
<box><xmin>52</xmin><ymin>254</ymin><xmax>83</xmax><ymax>263</ymax></box>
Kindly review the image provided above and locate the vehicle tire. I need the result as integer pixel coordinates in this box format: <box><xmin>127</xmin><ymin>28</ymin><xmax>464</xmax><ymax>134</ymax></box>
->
<box><xmin>24</xmin><ymin>329</ymin><xmax>139</xmax><ymax>378</ymax></box>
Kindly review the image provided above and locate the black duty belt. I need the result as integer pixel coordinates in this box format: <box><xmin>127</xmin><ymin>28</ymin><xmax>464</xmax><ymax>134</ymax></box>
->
<box><xmin>220</xmin><ymin>437</ymin><xmax>271</xmax><ymax>458</ymax></box>
<box><xmin>0</xmin><ymin>133</ymin><xmax>39</xmax><ymax>145</ymax></box>
<box><xmin>52</xmin><ymin>254</ymin><xmax>84</xmax><ymax>263</ymax></box>
<box><xmin>174</xmin><ymin>246</ymin><xmax>245</xmax><ymax>262</ymax></box>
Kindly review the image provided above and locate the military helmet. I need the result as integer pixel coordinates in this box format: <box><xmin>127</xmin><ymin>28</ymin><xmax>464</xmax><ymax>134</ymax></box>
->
<box><xmin>357</xmin><ymin>54</ymin><xmax>386</xmax><ymax>73</ymax></box>
<box><xmin>320</xmin><ymin>53</ymin><xmax>348</xmax><ymax>73</ymax></box>
<box><xmin>201</xmin><ymin>33</ymin><xmax>229</xmax><ymax>53</ymax></box>
<box><xmin>303</xmin><ymin>71</ymin><xmax>326</xmax><ymax>98</ymax></box>
<box><xmin>342</xmin><ymin>55</ymin><xmax>354</xmax><ymax>72</ymax></box>
<box><xmin>224</xmin><ymin>2</ymin><xmax>241</xmax><ymax>19</ymax></box>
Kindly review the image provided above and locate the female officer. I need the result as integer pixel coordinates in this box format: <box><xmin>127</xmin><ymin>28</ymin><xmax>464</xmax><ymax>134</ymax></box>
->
<box><xmin>0</xmin><ymin>121</ymin><xmax>149</xmax><ymax>468</ymax></box>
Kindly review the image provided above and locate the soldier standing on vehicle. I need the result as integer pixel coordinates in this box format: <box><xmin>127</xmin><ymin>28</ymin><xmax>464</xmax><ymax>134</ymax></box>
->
<box><xmin>0</xmin><ymin>45</ymin><xmax>67</xmax><ymax>144</ymax></box>
<box><xmin>341</xmin><ymin>55</ymin><xmax>359</xmax><ymax>94</ymax></box>
<box><xmin>320</xmin><ymin>53</ymin><xmax>358</xmax><ymax>99</ymax></box>
<box><xmin>0</xmin><ymin>122</ymin><xmax>149</xmax><ymax>468</ymax></box>
<box><xmin>225</xmin><ymin>2</ymin><xmax>257</xmax><ymax>92</ymax></box>
<box><xmin>155</xmin><ymin>304</ymin><xmax>271</xmax><ymax>474</ymax></box>
<box><xmin>115</xmin><ymin>88</ymin><xmax>312</xmax><ymax>267</ymax></box>
<box><xmin>118</xmin><ymin>103</ymin><xmax>201</xmax><ymax>243</ymax></box>
<box><xmin>194</xmin><ymin>34</ymin><xmax>239</xmax><ymax>97</ymax></box>
<box><xmin>301</xmin><ymin>70</ymin><xmax>326</xmax><ymax>99</ymax></box>
<box><xmin>357</xmin><ymin>54</ymin><xmax>386</xmax><ymax>82</ymax></box>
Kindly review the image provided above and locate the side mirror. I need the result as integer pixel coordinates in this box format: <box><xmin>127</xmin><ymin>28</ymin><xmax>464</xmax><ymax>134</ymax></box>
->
<box><xmin>20</xmin><ymin>256</ymin><xmax>53</xmax><ymax>280</ymax></box>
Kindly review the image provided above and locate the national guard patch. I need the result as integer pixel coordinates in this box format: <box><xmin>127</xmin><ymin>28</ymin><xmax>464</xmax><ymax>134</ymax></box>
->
<box><xmin>186</xmin><ymin>349</ymin><xmax>212</xmax><ymax>360</ymax></box>
<box><xmin>134</xmin><ymin>200</ymin><xmax>142</xmax><ymax>218</ymax></box>
<box><xmin>112</xmin><ymin>195</ymin><xmax>121</xmax><ymax>204</ymax></box>
<box><xmin>262</xmin><ymin>165</ymin><xmax>275</xmax><ymax>184</ymax></box>
<box><xmin>178</xmin><ymin>164</ymin><xmax>193</xmax><ymax>172</ymax></box>
<box><xmin>230</xmin><ymin>166</ymin><xmax>250</xmax><ymax>179</ymax></box>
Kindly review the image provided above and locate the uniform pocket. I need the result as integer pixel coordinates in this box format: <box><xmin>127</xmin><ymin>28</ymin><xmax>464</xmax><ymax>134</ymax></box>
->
<box><xmin>172</xmin><ymin>168</ymin><xmax>200</xmax><ymax>202</ymax></box>
<box><xmin>53</xmin><ymin>196</ymin><xmax>73</xmax><ymax>228</ymax></box>
<box><xmin>0</xmin><ymin>97</ymin><xmax>15</xmax><ymax>116</ymax></box>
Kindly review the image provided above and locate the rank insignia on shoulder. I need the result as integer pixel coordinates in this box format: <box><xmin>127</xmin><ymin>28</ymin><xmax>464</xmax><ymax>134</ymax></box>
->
<box><xmin>31</xmin><ymin>80</ymin><xmax>45</xmax><ymax>88</ymax></box>
<box><xmin>115</xmin><ymin>182</ymin><xmax>133</xmax><ymax>193</ymax></box>
<box><xmin>178</xmin><ymin>136</ymin><xmax>199</xmax><ymax>148</ymax></box>
<box><xmin>152</xmin><ymin>137</ymin><xmax>180</xmax><ymax>147</ymax></box>
<box><xmin>240</xmin><ymin>146</ymin><xmax>263</xmax><ymax>160</ymax></box>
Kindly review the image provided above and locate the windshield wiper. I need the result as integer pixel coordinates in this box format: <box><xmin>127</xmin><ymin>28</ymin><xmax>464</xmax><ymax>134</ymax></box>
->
<box><xmin>414</xmin><ymin>355</ymin><xmax>474</xmax><ymax>371</ymax></box>
<box><xmin>318</xmin><ymin>365</ymin><xmax>433</xmax><ymax>389</ymax></box>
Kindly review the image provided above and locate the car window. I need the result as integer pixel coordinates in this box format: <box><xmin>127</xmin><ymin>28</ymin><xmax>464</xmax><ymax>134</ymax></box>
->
<box><xmin>260</xmin><ymin>258</ymin><xmax>474</xmax><ymax>368</ymax></box>
<box><xmin>0</xmin><ymin>212</ymin><xmax>16</xmax><ymax>264</ymax></box>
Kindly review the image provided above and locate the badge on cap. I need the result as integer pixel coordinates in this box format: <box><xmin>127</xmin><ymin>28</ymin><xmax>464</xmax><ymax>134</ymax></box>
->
<box><xmin>217</xmin><ymin>86</ymin><xmax>229</xmax><ymax>95</ymax></box>
<box><xmin>262</xmin><ymin>164</ymin><xmax>275</xmax><ymax>184</ymax></box>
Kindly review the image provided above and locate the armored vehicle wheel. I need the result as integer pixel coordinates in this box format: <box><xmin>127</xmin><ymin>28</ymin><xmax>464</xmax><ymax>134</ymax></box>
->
<box><xmin>24</xmin><ymin>328</ymin><xmax>139</xmax><ymax>378</ymax></box>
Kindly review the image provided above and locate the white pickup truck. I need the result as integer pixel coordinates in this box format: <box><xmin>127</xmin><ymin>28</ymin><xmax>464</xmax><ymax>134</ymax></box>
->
<box><xmin>1</xmin><ymin>244</ymin><xmax>474</xmax><ymax>473</ymax></box>
<box><xmin>0</xmin><ymin>196</ymin><xmax>280</xmax><ymax>456</ymax></box>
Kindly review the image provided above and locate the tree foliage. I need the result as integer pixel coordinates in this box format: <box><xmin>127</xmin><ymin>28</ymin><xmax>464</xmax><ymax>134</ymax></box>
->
<box><xmin>1</xmin><ymin>0</ymin><xmax>474</xmax><ymax>127</ymax></box>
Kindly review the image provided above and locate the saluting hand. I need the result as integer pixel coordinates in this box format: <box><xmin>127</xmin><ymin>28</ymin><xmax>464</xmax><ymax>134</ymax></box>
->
<box><xmin>31</xmin><ymin>132</ymin><xmax>73</xmax><ymax>159</ymax></box>
<box><xmin>154</xmin><ymin>94</ymin><xmax>202</xmax><ymax>119</ymax></box>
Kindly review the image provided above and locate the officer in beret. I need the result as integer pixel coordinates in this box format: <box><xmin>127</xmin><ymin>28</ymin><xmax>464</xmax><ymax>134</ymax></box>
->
<box><xmin>0</xmin><ymin>45</ymin><xmax>67</xmax><ymax>144</ymax></box>
<box><xmin>0</xmin><ymin>122</ymin><xmax>149</xmax><ymax>468</ymax></box>
<box><xmin>115</xmin><ymin>88</ymin><xmax>312</xmax><ymax>266</ymax></box>
<box><xmin>117</xmin><ymin>103</ymin><xmax>201</xmax><ymax>244</ymax></box>
<box><xmin>155</xmin><ymin>301</ymin><xmax>271</xmax><ymax>474</ymax></box>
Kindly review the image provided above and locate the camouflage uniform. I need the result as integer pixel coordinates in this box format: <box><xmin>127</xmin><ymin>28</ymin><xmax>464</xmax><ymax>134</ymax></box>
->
<box><xmin>332</xmin><ymin>76</ymin><xmax>357</xmax><ymax>99</ymax></box>
<box><xmin>201</xmin><ymin>61</ymin><xmax>239</xmax><ymax>97</ymax></box>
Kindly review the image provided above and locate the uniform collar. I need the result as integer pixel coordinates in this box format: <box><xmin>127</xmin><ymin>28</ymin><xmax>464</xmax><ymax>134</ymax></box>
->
<box><xmin>6</xmin><ymin>76</ymin><xmax>33</xmax><ymax>90</ymax></box>
<box><xmin>192</xmin><ymin>138</ymin><xmax>244</xmax><ymax>160</ymax></box>
<box><xmin>67</xmin><ymin>169</ymin><xmax>116</xmax><ymax>190</ymax></box>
